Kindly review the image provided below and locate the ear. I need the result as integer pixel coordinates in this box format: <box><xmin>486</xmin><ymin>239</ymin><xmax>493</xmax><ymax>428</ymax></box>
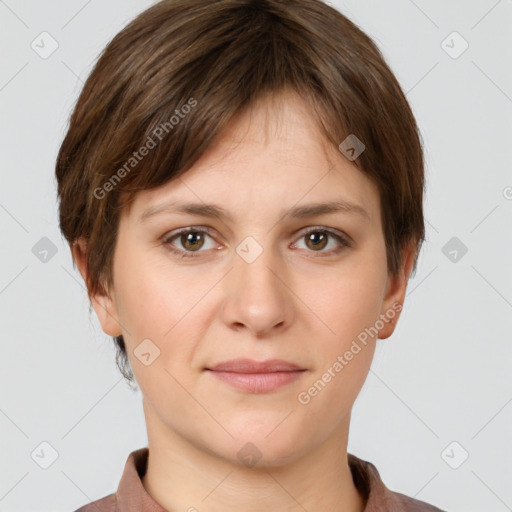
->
<box><xmin>378</xmin><ymin>242</ymin><xmax>417</xmax><ymax>340</ymax></box>
<box><xmin>71</xmin><ymin>238</ymin><xmax>123</xmax><ymax>337</ymax></box>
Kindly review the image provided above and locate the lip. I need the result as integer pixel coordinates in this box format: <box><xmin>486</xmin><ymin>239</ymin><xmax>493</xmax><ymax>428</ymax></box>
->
<box><xmin>204</xmin><ymin>358</ymin><xmax>307</xmax><ymax>393</ymax></box>
<box><xmin>206</xmin><ymin>358</ymin><xmax>304</xmax><ymax>373</ymax></box>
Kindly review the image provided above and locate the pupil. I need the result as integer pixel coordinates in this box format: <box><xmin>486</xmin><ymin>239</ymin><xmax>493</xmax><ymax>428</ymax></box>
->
<box><xmin>184</xmin><ymin>232</ymin><xmax>203</xmax><ymax>250</ymax></box>
<box><xmin>308</xmin><ymin>232</ymin><xmax>327</xmax><ymax>250</ymax></box>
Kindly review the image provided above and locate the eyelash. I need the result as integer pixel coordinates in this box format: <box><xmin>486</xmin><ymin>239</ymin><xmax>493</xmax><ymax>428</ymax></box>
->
<box><xmin>162</xmin><ymin>226</ymin><xmax>351</xmax><ymax>259</ymax></box>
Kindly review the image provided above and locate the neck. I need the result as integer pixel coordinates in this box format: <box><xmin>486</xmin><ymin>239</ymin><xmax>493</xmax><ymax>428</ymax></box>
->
<box><xmin>141</xmin><ymin>409</ymin><xmax>366</xmax><ymax>512</ymax></box>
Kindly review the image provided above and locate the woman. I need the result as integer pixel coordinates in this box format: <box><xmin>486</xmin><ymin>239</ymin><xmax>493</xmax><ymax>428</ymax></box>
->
<box><xmin>56</xmin><ymin>0</ymin><xmax>446</xmax><ymax>510</ymax></box>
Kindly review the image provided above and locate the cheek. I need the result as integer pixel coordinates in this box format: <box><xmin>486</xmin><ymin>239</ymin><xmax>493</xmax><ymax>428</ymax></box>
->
<box><xmin>114</xmin><ymin>253</ymin><xmax>202</xmax><ymax>338</ymax></box>
<box><xmin>115</xmin><ymin>264</ymin><xmax>201</xmax><ymax>405</ymax></box>
<box><xmin>311</xmin><ymin>275</ymin><xmax>379</xmax><ymax>383</ymax></box>
<box><xmin>301</xmin><ymin>259</ymin><xmax>386</xmax><ymax>347</ymax></box>
<box><xmin>295</xmin><ymin>248</ymin><xmax>386</xmax><ymax>407</ymax></box>
<box><xmin>295</xmin><ymin>267</ymin><xmax>382</xmax><ymax>428</ymax></box>
<box><xmin>113</xmin><ymin>255</ymin><xmax>213</xmax><ymax>381</ymax></box>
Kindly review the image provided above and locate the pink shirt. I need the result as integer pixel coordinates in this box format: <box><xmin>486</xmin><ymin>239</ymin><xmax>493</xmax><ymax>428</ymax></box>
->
<box><xmin>73</xmin><ymin>447</ymin><xmax>446</xmax><ymax>511</ymax></box>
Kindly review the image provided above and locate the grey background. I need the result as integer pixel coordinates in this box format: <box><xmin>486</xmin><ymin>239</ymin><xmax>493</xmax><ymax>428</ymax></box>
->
<box><xmin>1</xmin><ymin>0</ymin><xmax>511</xmax><ymax>511</ymax></box>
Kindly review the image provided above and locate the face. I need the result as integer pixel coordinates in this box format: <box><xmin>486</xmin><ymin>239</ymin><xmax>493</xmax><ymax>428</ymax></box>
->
<box><xmin>75</xmin><ymin>91</ymin><xmax>414</xmax><ymax>467</ymax></box>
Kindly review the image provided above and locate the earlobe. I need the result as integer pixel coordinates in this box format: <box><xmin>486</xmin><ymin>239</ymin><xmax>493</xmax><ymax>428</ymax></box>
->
<box><xmin>378</xmin><ymin>242</ymin><xmax>417</xmax><ymax>340</ymax></box>
<box><xmin>71</xmin><ymin>238</ymin><xmax>123</xmax><ymax>337</ymax></box>
<box><xmin>90</xmin><ymin>294</ymin><xmax>124</xmax><ymax>337</ymax></box>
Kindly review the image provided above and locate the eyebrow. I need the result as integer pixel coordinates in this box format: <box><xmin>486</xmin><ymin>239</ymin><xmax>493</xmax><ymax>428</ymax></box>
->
<box><xmin>138</xmin><ymin>199</ymin><xmax>370</xmax><ymax>223</ymax></box>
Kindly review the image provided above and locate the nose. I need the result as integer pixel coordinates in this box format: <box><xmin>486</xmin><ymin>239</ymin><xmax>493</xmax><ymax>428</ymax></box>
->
<box><xmin>220</xmin><ymin>240</ymin><xmax>294</xmax><ymax>338</ymax></box>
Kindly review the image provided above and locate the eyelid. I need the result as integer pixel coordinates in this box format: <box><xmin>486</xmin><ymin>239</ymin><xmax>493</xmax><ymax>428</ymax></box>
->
<box><xmin>297</xmin><ymin>225</ymin><xmax>352</xmax><ymax>246</ymax></box>
<box><xmin>162</xmin><ymin>225</ymin><xmax>217</xmax><ymax>241</ymax></box>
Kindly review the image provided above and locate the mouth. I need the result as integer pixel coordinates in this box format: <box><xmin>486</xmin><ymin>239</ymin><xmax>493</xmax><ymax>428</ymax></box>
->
<box><xmin>204</xmin><ymin>358</ymin><xmax>307</xmax><ymax>393</ymax></box>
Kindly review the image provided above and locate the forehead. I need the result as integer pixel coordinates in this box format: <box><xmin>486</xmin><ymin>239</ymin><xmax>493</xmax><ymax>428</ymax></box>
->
<box><xmin>123</xmin><ymin>91</ymin><xmax>380</xmax><ymax>227</ymax></box>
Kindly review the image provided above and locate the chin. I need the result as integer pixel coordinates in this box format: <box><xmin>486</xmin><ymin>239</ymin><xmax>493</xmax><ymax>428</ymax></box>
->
<box><xmin>223</xmin><ymin>429</ymin><xmax>305</xmax><ymax>468</ymax></box>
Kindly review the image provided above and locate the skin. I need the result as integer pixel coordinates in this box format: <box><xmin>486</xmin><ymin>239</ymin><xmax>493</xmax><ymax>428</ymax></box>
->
<box><xmin>73</xmin><ymin>90</ymin><xmax>416</xmax><ymax>512</ymax></box>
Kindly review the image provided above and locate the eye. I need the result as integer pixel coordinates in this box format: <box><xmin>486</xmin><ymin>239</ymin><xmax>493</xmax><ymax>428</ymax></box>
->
<box><xmin>292</xmin><ymin>227</ymin><xmax>351</xmax><ymax>255</ymax></box>
<box><xmin>163</xmin><ymin>225</ymin><xmax>351</xmax><ymax>259</ymax></box>
<box><xmin>162</xmin><ymin>227</ymin><xmax>218</xmax><ymax>258</ymax></box>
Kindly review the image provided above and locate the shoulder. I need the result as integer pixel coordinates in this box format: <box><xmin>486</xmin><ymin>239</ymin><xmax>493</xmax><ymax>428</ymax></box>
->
<box><xmin>384</xmin><ymin>489</ymin><xmax>447</xmax><ymax>511</ymax></box>
<box><xmin>72</xmin><ymin>492</ymin><xmax>117</xmax><ymax>512</ymax></box>
<box><xmin>347</xmin><ymin>453</ymin><xmax>447</xmax><ymax>511</ymax></box>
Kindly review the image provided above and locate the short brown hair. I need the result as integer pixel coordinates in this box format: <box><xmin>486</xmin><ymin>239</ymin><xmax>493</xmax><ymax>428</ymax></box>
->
<box><xmin>55</xmin><ymin>0</ymin><xmax>426</xmax><ymax>384</ymax></box>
